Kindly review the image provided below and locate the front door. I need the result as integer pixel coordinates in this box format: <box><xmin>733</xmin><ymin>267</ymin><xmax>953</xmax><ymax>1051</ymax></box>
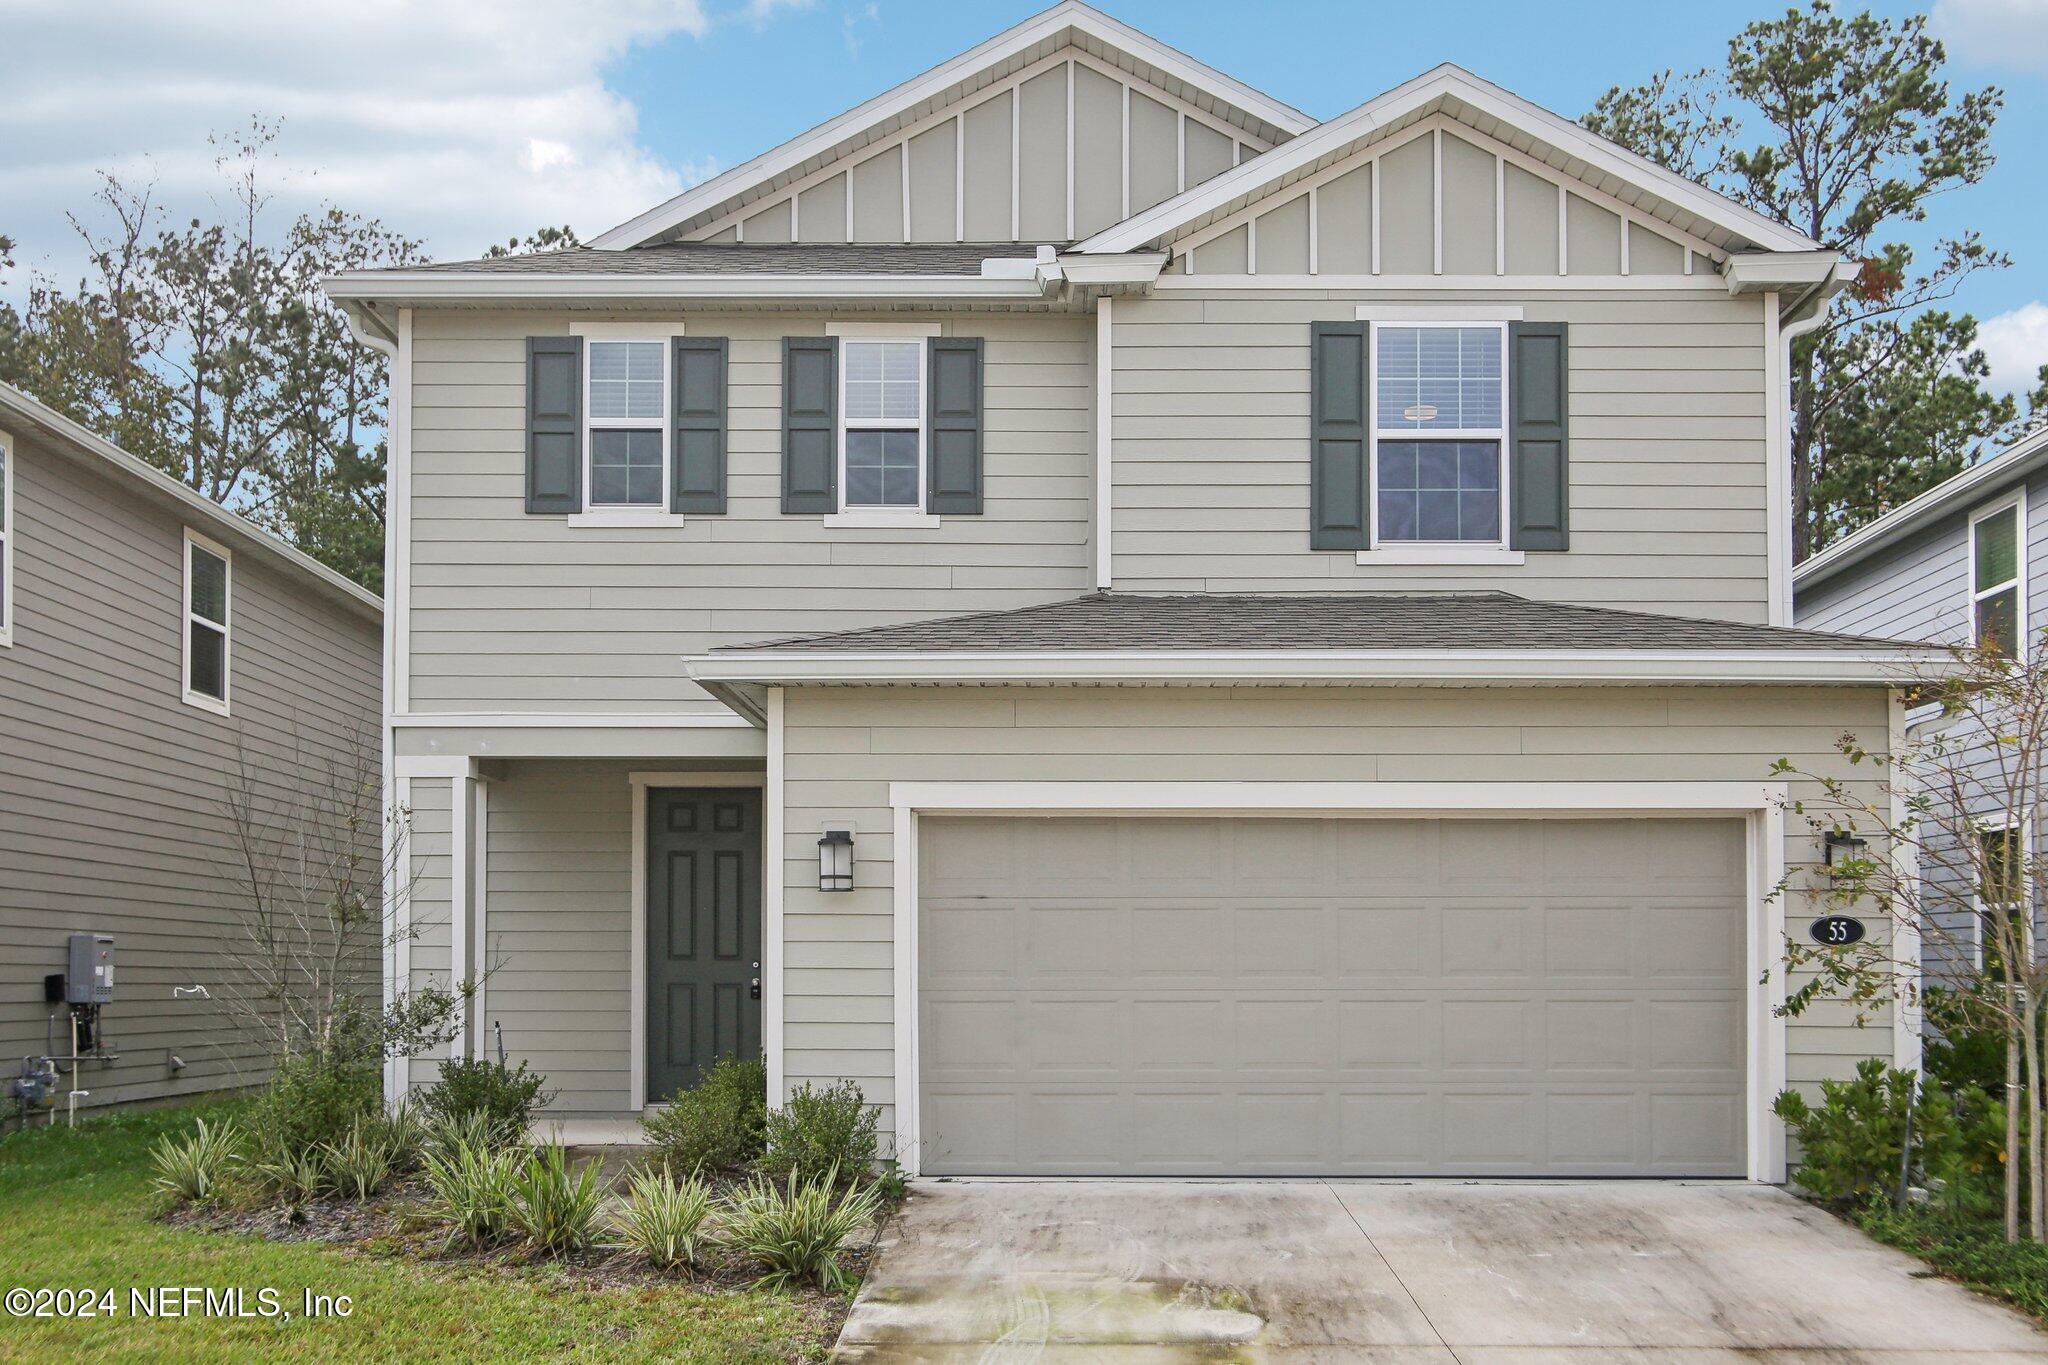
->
<box><xmin>646</xmin><ymin>787</ymin><xmax>763</xmax><ymax>1100</ymax></box>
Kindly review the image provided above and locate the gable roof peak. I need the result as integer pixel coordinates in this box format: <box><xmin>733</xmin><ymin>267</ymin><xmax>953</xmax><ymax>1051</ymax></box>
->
<box><xmin>589</xmin><ymin>0</ymin><xmax>1315</xmax><ymax>251</ymax></box>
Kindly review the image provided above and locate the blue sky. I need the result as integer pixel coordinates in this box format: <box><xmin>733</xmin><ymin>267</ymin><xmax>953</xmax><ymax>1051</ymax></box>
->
<box><xmin>4</xmin><ymin>0</ymin><xmax>2046</xmax><ymax>389</ymax></box>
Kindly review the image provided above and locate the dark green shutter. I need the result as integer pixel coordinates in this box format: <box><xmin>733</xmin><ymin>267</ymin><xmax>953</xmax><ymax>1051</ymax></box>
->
<box><xmin>1309</xmin><ymin>322</ymin><xmax>1369</xmax><ymax>550</ymax></box>
<box><xmin>1508</xmin><ymin>320</ymin><xmax>1569</xmax><ymax>551</ymax></box>
<box><xmin>525</xmin><ymin>336</ymin><xmax>582</xmax><ymax>514</ymax></box>
<box><xmin>781</xmin><ymin>336</ymin><xmax>837</xmax><ymax>514</ymax></box>
<box><xmin>927</xmin><ymin>337</ymin><xmax>984</xmax><ymax>515</ymax></box>
<box><xmin>672</xmin><ymin>336</ymin><xmax>728</xmax><ymax>514</ymax></box>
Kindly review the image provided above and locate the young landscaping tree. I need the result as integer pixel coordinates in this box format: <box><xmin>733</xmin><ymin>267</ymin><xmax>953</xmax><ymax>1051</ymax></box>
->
<box><xmin>1583</xmin><ymin>1</ymin><xmax>2019</xmax><ymax>559</ymax></box>
<box><xmin>1772</xmin><ymin>629</ymin><xmax>2048</xmax><ymax>1242</ymax></box>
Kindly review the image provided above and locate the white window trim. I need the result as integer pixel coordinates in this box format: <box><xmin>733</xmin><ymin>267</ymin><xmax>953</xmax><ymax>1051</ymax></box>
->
<box><xmin>835</xmin><ymin>332</ymin><xmax>929</xmax><ymax>517</ymax></box>
<box><xmin>0</xmin><ymin>429</ymin><xmax>13</xmax><ymax>649</ymax></box>
<box><xmin>1364</xmin><ymin>319</ymin><xmax>1512</xmax><ymax>561</ymax></box>
<box><xmin>182</xmin><ymin>528</ymin><xmax>231</xmax><ymax>716</ymax></box>
<box><xmin>571</xmin><ymin>323</ymin><xmax>684</xmax><ymax>521</ymax></box>
<box><xmin>1967</xmin><ymin>488</ymin><xmax>2027</xmax><ymax>651</ymax></box>
<box><xmin>1974</xmin><ymin>816</ymin><xmax>2031</xmax><ymax>971</ymax></box>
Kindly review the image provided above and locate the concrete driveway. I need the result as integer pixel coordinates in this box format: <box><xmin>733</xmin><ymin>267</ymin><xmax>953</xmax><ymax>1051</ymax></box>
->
<box><xmin>835</xmin><ymin>1181</ymin><xmax>2048</xmax><ymax>1362</ymax></box>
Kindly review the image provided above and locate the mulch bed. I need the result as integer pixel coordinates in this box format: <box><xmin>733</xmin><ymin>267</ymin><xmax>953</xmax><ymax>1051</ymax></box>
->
<box><xmin>161</xmin><ymin>1159</ymin><xmax>886</xmax><ymax>1355</ymax></box>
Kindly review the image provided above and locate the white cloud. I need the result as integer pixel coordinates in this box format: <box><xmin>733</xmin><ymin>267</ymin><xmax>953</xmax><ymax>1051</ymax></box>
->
<box><xmin>0</xmin><ymin>0</ymin><xmax>729</xmax><ymax>285</ymax></box>
<box><xmin>1978</xmin><ymin>302</ymin><xmax>2048</xmax><ymax>395</ymax></box>
<box><xmin>1931</xmin><ymin>0</ymin><xmax>2048</xmax><ymax>73</ymax></box>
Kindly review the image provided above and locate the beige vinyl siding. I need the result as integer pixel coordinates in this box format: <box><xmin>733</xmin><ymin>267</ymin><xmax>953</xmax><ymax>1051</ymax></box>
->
<box><xmin>777</xmin><ymin>683</ymin><xmax>1895</xmax><ymax>1152</ymax></box>
<box><xmin>406</xmin><ymin>309</ymin><xmax>1093</xmax><ymax>714</ymax></box>
<box><xmin>1174</xmin><ymin>126</ymin><xmax>1698</xmax><ymax>280</ymax></box>
<box><xmin>1109</xmin><ymin>289</ymin><xmax>1771</xmax><ymax>621</ymax></box>
<box><xmin>688</xmin><ymin>49</ymin><xmax>1271</xmax><ymax>247</ymax></box>
<box><xmin>0</xmin><ymin>424</ymin><xmax>380</xmax><ymax>1112</ymax></box>
<box><xmin>404</xmin><ymin>776</ymin><xmax>453</xmax><ymax>1091</ymax></box>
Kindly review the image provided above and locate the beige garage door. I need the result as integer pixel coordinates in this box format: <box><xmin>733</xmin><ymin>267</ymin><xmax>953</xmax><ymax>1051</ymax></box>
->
<box><xmin>917</xmin><ymin>816</ymin><xmax>1747</xmax><ymax>1177</ymax></box>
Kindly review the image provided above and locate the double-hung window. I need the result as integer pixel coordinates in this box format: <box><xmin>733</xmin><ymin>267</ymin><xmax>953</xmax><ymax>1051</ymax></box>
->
<box><xmin>1370</xmin><ymin>323</ymin><xmax>1508</xmax><ymax>547</ymax></box>
<box><xmin>0</xmin><ymin>431</ymin><xmax>12</xmax><ymax>648</ymax></box>
<box><xmin>183</xmin><ymin>530</ymin><xmax>230</xmax><ymax>715</ymax></box>
<box><xmin>585</xmin><ymin>337</ymin><xmax>668</xmax><ymax>513</ymax></box>
<box><xmin>839</xmin><ymin>337</ymin><xmax>925</xmax><ymax>512</ymax></box>
<box><xmin>1977</xmin><ymin>821</ymin><xmax>2028</xmax><ymax>976</ymax></box>
<box><xmin>1969</xmin><ymin>495</ymin><xmax>2025</xmax><ymax>656</ymax></box>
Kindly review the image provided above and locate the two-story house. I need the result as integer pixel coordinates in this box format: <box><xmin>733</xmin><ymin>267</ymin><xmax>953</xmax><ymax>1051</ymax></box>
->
<box><xmin>0</xmin><ymin>382</ymin><xmax>381</xmax><ymax>1115</ymax></box>
<box><xmin>1796</xmin><ymin>423</ymin><xmax>2048</xmax><ymax>980</ymax></box>
<box><xmin>326</xmin><ymin>2</ymin><xmax>1937</xmax><ymax>1181</ymax></box>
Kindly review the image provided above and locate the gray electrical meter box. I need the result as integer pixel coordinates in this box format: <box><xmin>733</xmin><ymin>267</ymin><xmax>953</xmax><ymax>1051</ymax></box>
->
<box><xmin>67</xmin><ymin>933</ymin><xmax>113</xmax><ymax>1004</ymax></box>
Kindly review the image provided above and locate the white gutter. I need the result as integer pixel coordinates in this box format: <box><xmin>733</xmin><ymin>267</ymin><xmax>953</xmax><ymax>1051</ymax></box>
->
<box><xmin>321</xmin><ymin>272</ymin><xmax>1056</xmax><ymax>305</ymax></box>
<box><xmin>689</xmin><ymin>646</ymin><xmax>1949</xmax><ymax>688</ymax></box>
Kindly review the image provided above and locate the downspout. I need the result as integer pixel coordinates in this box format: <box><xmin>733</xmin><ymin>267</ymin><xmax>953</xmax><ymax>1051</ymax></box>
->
<box><xmin>1774</xmin><ymin>281</ymin><xmax>1833</xmax><ymax>626</ymax></box>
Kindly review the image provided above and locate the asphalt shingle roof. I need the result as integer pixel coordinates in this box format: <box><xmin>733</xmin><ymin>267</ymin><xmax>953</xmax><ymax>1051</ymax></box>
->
<box><xmin>405</xmin><ymin>242</ymin><xmax>1044</xmax><ymax>276</ymax></box>
<box><xmin>716</xmin><ymin>592</ymin><xmax>1922</xmax><ymax>654</ymax></box>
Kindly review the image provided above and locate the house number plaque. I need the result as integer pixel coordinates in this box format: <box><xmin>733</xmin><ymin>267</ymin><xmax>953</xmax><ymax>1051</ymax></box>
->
<box><xmin>1809</xmin><ymin>915</ymin><xmax>1866</xmax><ymax>946</ymax></box>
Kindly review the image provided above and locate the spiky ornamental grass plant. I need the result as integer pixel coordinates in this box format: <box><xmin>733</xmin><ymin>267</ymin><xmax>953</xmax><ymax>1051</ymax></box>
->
<box><xmin>611</xmin><ymin>1166</ymin><xmax>717</xmax><ymax>1269</ymax></box>
<box><xmin>419</xmin><ymin>1126</ymin><xmax>522</xmax><ymax>1248</ymax></box>
<box><xmin>149</xmin><ymin>1118</ymin><xmax>243</xmax><ymax>1207</ymax></box>
<box><xmin>323</xmin><ymin>1116</ymin><xmax>398</xmax><ymax>1201</ymax></box>
<box><xmin>506</xmin><ymin>1144</ymin><xmax>608</xmax><ymax>1257</ymax></box>
<box><xmin>716</xmin><ymin>1167</ymin><xmax>882</xmax><ymax>1292</ymax></box>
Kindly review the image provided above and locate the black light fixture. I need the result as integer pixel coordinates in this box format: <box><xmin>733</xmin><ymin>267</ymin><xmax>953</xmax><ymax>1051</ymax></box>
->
<box><xmin>1823</xmin><ymin>829</ymin><xmax>1870</xmax><ymax>869</ymax></box>
<box><xmin>818</xmin><ymin>829</ymin><xmax>855</xmax><ymax>892</ymax></box>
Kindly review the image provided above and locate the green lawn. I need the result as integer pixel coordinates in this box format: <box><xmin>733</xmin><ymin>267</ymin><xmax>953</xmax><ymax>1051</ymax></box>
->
<box><xmin>0</xmin><ymin>1102</ymin><xmax>839</xmax><ymax>1362</ymax></box>
<box><xmin>1857</xmin><ymin>1204</ymin><xmax>2048</xmax><ymax>1326</ymax></box>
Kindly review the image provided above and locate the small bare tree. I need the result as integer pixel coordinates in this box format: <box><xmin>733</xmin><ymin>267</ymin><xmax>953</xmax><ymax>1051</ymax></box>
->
<box><xmin>1773</xmin><ymin>631</ymin><xmax>2048</xmax><ymax>1243</ymax></box>
<box><xmin>210</xmin><ymin>719</ymin><xmax>471</xmax><ymax>1071</ymax></box>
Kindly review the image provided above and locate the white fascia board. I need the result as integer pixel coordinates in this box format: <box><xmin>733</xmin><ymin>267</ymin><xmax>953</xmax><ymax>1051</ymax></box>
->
<box><xmin>587</xmin><ymin>2</ymin><xmax>1314</xmax><ymax>251</ymax></box>
<box><xmin>1075</xmin><ymin>64</ymin><xmax>1820</xmax><ymax>258</ymax></box>
<box><xmin>321</xmin><ymin>273</ymin><xmax>1052</xmax><ymax>305</ymax></box>
<box><xmin>1722</xmin><ymin>250</ymin><xmax>1841</xmax><ymax>295</ymax></box>
<box><xmin>1797</xmin><ymin>424</ymin><xmax>2048</xmax><ymax>591</ymax></box>
<box><xmin>688</xmin><ymin>647</ymin><xmax>1950</xmax><ymax>687</ymax></box>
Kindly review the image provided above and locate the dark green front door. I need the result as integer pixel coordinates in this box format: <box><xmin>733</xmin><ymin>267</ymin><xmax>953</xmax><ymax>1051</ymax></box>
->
<box><xmin>646</xmin><ymin>787</ymin><xmax>763</xmax><ymax>1099</ymax></box>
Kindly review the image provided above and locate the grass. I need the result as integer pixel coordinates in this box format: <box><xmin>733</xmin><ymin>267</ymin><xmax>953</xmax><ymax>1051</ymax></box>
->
<box><xmin>0</xmin><ymin>1101</ymin><xmax>840</xmax><ymax>1363</ymax></box>
<box><xmin>1857</xmin><ymin>1203</ymin><xmax>2048</xmax><ymax>1326</ymax></box>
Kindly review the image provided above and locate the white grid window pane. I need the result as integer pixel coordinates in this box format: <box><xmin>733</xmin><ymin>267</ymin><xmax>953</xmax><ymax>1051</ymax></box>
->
<box><xmin>1377</xmin><ymin>326</ymin><xmax>1502</xmax><ymax>432</ymax></box>
<box><xmin>844</xmin><ymin>430</ymin><xmax>920</xmax><ymax>507</ymax></box>
<box><xmin>1376</xmin><ymin>440</ymin><xmax>1501</xmax><ymax>543</ymax></box>
<box><xmin>590</xmin><ymin>429</ymin><xmax>664</xmax><ymax>506</ymax></box>
<box><xmin>844</xmin><ymin>340</ymin><xmax>922</xmax><ymax>421</ymax></box>
<box><xmin>589</xmin><ymin>340</ymin><xmax>665</xmax><ymax>420</ymax></box>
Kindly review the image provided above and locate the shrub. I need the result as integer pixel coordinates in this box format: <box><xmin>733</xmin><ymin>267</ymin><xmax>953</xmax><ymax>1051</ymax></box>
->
<box><xmin>1774</xmin><ymin>1059</ymin><xmax>1963</xmax><ymax>1205</ymax></box>
<box><xmin>324</xmin><ymin>1117</ymin><xmax>397</xmax><ymax>1201</ymax></box>
<box><xmin>418</xmin><ymin>1058</ymin><xmax>552</xmax><ymax>1147</ymax></box>
<box><xmin>251</xmin><ymin>1145</ymin><xmax>329</xmax><ymax>1215</ymax></box>
<box><xmin>612</xmin><ymin>1166</ymin><xmax>716</xmax><ymax>1269</ymax></box>
<box><xmin>248</xmin><ymin>1051</ymin><xmax>381</xmax><ymax>1161</ymax></box>
<box><xmin>717</xmin><ymin>1168</ymin><xmax>882</xmax><ymax>1292</ymax></box>
<box><xmin>149</xmin><ymin>1118</ymin><xmax>242</xmax><ymax>1207</ymax></box>
<box><xmin>380</xmin><ymin>1099</ymin><xmax>429</xmax><ymax>1172</ymax></box>
<box><xmin>507</xmin><ymin>1144</ymin><xmax>608</xmax><ymax>1256</ymax></box>
<box><xmin>760</xmin><ymin>1080</ymin><xmax>878</xmax><ymax>1182</ymax></box>
<box><xmin>420</xmin><ymin>1125</ymin><xmax>523</xmax><ymax>1247</ymax></box>
<box><xmin>643</xmin><ymin>1055</ymin><xmax>768</xmax><ymax>1175</ymax></box>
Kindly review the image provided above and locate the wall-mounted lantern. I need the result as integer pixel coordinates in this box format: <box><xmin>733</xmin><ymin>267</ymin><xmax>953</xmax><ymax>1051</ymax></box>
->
<box><xmin>819</xmin><ymin>829</ymin><xmax>854</xmax><ymax>893</ymax></box>
<box><xmin>1823</xmin><ymin>829</ymin><xmax>1870</xmax><ymax>873</ymax></box>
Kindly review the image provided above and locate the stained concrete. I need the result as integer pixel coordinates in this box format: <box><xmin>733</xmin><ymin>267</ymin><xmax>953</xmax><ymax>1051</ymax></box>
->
<box><xmin>835</xmin><ymin>1181</ymin><xmax>2048</xmax><ymax>1362</ymax></box>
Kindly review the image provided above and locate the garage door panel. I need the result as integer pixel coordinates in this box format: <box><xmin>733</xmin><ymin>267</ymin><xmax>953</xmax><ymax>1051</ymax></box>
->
<box><xmin>918</xmin><ymin>816</ymin><xmax>1746</xmax><ymax>1177</ymax></box>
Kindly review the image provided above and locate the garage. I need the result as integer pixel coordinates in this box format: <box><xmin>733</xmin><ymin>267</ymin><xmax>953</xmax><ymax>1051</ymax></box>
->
<box><xmin>915</xmin><ymin>814</ymin><xmax>1749</xmax><ymax>1177</ymax></box>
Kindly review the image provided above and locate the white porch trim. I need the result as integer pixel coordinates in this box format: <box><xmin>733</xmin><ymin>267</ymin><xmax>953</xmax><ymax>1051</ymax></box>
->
<box><xmin>881</xmin><ymin>779</ymin><xmax>1792</xmax><ymax>1183</ymax></box>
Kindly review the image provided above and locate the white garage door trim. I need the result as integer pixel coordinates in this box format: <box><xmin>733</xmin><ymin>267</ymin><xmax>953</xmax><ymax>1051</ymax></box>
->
<box><xmin>887</xmin><ymin>781</ymin><xmax>1790</xmax><ymax>1183</ymax></box>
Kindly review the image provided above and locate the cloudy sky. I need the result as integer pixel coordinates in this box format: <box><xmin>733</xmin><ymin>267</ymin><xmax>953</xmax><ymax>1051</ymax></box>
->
<box><xmin>2</xmin><ymin>0</ymin><xmax>2044</xmax><ymax>394</ymax></box>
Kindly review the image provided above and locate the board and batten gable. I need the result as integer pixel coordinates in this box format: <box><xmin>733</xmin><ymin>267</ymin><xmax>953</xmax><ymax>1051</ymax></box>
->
<box><xmin>0</xmin><ymin>417</ymin><xmax>381</xmax><ymax>1111</ymax></box>
<box><xmin>682</xmin><ymin>47</ymin><xmax>1270</xmax><ymax>248</ymax></box>
<box><xmin>406</xmin><ymin>308</ymin><xmax>1093</xmax><ymax>715</ymax></box>
<box><xmin>775</xmin><ymin>683</ymin><xmax>1896</xmax><ymax>1152</ymax></box>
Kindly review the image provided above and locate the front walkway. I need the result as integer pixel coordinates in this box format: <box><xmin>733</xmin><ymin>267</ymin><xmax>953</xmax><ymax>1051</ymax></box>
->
<box><xmin>836</xmin><ymin>1180</ymin><xmax>2048</xmax><ymax>1361</ymax></box>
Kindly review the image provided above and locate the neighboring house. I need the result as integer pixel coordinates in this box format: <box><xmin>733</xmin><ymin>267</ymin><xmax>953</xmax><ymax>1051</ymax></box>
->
<box><xmin>0</xmin><ymin>383</ymin><xmax>382</xmax><ymax>1115</ymax></box>
<box><xmin>325</xmin><ymin>2</ymin><xmax>1938</xmax><ymax>1181</ymax></box>
<box><xmin>1795</xmin><ymin>423</ymin><xmax>2048</xmax><ymax>977</ymax></box>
